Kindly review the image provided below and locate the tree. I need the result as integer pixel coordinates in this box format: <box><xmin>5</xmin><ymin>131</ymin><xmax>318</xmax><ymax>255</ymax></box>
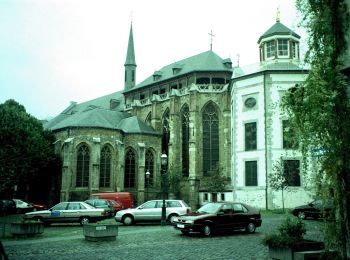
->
<box><xmin>269</xmin><ymin>160</ymin><xmax>288</xmax><ymax>213</ymax></box>
<box><xmin>281</xmin><ymin>1</ymin><xmax>350</xmax><ymax>257</ymax></box>
<box><xmin>0</xmin><ymin>99</ymin><xmax>60</xmax><ymax>201</ymax></box>
<box><xmin>202</xmin><ymin>164</ymin><xmax>227</xmax><ymax>193</ymax></box>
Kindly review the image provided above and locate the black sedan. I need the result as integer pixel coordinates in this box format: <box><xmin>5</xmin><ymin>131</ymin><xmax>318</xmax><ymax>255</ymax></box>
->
<box><xmin>292</xmin><ymin>199</ymin><xmax>333</xmax><ymax>220</ymax></box>
<box><xmin>173</xmin><ymin>202</ymin><xmax>262</xmax><ymax>236</ymax></box>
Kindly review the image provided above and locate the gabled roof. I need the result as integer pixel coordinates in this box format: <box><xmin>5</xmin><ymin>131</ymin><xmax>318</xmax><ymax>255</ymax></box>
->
<box><xmin>258</xmin><ymin>21</ymin><xmax>300</xmax><ymax>43</ymax></box>
<box><xmin>124</xmin><ymin>50</ymin><xmax>232</xmax><ymax>93</ymax></box>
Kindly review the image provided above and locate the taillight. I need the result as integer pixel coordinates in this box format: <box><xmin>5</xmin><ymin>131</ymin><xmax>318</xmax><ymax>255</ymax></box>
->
<box><xmin>186</xmin><ymin>208</ymin><xmax>190</xmax><ymax>213</ymax></box>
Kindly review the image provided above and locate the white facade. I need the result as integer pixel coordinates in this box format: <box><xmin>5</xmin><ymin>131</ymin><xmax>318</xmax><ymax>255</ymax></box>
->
<box><xmin>230</xmin><ymin>19</ymin><xmax>315</xmax><ymax>210</ymax></box>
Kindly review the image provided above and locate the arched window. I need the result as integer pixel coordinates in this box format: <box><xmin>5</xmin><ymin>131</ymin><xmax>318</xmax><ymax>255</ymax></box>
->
<box><xmin>100</xmin><ymin>146</ymin><xmax>111</xmax><ymax>188</ymax></box>
<box><xmin>124</xmin><ymin>149</ymin><xmax>136</xmax><ymax>188</ymax></box>
<box><xmin>76</xmin><ymin>144</ymin><xmax>90</xmax><ymax>187</ymax></box>
<box><xmin>202</xmin><ymin>102</ymin><xmax>219</xmax><ymax>176</ymax></box>
<box><xmin>162</xmin><ymin>109</ymin><xmax>170</xmax><ymax>155</ymax></box>
<box><xmin>181</xmin><ymin>104</ymin><xmax>190</xmax><ymax>177</ymax></box>
<box><xmin>146</xmin><ymin>112</ymin><xmax>152</xmax><ymax>126</ymax></box>
<box><xmin>145</xmin><ymin>149</ymin><xmax>154</xmax><ymax>187</ymax></box>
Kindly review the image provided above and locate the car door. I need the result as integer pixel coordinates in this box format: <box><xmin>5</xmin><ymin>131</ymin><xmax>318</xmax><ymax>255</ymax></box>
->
<box><xmin>134</xmin><ymin>201</ymin><xmax>159</xmax><ymax>221</ymax></box>
<box><xmin>62</xmin><ymin>202</ymin><xmax>82</xmax><ymax>222</ymax></box>
<box><xmin>216</xmin><ymin>203</ymin><xmax>234</xmax><ymax>231</ymax></box>
<box><xmin>232</xmin><ymin>203</ymin><xmax>247</xmax><ymax>230</ymax></box>
<box><xmin>49</xmin><ymin>202</ymin><xmax>69</xmax><ymax>223</ymax></box>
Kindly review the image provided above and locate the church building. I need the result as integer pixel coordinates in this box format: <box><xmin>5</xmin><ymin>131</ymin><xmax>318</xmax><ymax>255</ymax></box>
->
<box><xmin>45</xmin><ymin>15</ymin><xmax>314</xmax><ymax>210</ymax></box>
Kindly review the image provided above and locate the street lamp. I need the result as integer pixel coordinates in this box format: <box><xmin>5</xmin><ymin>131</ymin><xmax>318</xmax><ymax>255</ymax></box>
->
<box><xmin>160</xmin><ymin>153</ymin><xmax>168</xmax><ymax>226</ymax></box>
<box><xmin>145</xmin><ymin>170</ymin><xmax>150</xmax><ymax>201</ymax></box>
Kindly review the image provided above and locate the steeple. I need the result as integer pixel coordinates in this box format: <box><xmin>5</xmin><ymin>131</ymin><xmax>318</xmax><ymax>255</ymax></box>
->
<box><xmin>124</xmin><ymin>23</ymin><xmax>137</xmax><ymax>90</ymax></box>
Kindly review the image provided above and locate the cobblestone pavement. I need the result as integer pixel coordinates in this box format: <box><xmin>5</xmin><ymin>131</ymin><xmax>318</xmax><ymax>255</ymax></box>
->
<box><xmin>1</xmin><ymin>214</ymin><xmax>324</xmax><ymax>260</ymax></box>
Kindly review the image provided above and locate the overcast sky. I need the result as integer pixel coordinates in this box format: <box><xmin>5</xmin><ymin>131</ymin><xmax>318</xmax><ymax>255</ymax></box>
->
<box><xmin>0</xmin><ymin>0</ymin><xmax>306</xmax><ymax>119</ymax></box>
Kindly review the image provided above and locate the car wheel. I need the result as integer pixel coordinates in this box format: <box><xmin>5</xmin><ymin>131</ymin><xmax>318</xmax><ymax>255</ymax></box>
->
<box><xmin>168</xmin><ymin>214</ymin><xmax>178</xmax><ymax>224</ymax></box>
<box><xmin>80</xmin><ymin>217</ymin><xmax>90</xmax><ymax>225</ymax></box>
<box><xmin>123</xmin><ymin>215</ymin><xmax>134</xmax><ymax>226</ymax></box>
<box><xmin>297</xmin><ymin>211</ymin><xmax>306</xmax><ymax>220</ymax></box>
<box><xmin>202</xmin><ymin>224</ymin><xmax>212</xmax><ymax>237</ymax></box>
<box><xmin>246</xmin><ymin>222</ymin><xmax>256</xmax><ymax>233</ymax></box>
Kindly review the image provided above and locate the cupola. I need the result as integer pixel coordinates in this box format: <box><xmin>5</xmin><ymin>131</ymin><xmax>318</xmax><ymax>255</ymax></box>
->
<box><xmin>258</xmin><ymin>10</ymin><xmax>301</xmax><ymax>65</ymax></box>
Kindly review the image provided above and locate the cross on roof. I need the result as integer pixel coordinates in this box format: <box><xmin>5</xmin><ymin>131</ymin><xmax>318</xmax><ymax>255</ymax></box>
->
<box><xmin>208</xmin><ymin>30</ymin><xmax>215</xmax><ymax>51</ymax></box>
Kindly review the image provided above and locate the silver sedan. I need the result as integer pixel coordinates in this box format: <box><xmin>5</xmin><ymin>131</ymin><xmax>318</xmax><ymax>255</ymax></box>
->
<box><xmin>115</xmin><ymin>200</ymin><xmax>191</xmax><ymax>225</ymax></box>
<box><xmin>24</xmin><ymin>201</ymin><xmax>110</xmax><ymax>225</ymax></box>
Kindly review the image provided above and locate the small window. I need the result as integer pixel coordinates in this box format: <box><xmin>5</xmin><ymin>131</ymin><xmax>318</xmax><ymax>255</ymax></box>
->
<box><xmin>204</xmin><ymin>193</ymin><xmax>208</xmax><ymax>201</ymax></box>
<box><xmin>244</xmin><ymin>97</ymin><xmax>256</xmax><ymax>108</ymax></box>
<box><xmin>266</xmin><ymin>40</ymin><xmax>276</xmax><ymax>58</ymax></box>
<box><xmin>245</xmin><ymin>122</ymin><xmax>257</xmax><ymax>151</ymax></box>
<box><xmin>245</xmin><ymin>161</ymin><xmax>258</xmax><ymax>186</ymax></box>
<box><xmin>142</xmin><ymin>201</ymin><xmax>157</xmax><ymax>209</ymax></box>
<box><xmin>196</xmin><ymin>77</ymin><xmax>210</xmax><ymax>84</ymax></box>
<box><xmin>278</xmin><ymin>39</ymin><xmax>288</xmax><ymax>56</ymax></box>
<box><xmin>167</xmin><ymin>201</ymin><xmax>181</xmax><ymax>208</ymax></box>
<box><xmin>220</xmin><ymin>193</ymin><xmax>225</xmax><ymax>201</ymax></box>
<box><xmin>283</xmin><ymin>160</ymin><xmax>301</xmax><ymax>186</ymax></box>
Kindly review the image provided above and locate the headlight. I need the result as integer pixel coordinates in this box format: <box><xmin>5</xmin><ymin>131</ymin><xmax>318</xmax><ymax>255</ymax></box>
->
<box><xmin>185</xmin><ymin>220</ymin><xmax>194</xmax><ymax>224</ymax></box>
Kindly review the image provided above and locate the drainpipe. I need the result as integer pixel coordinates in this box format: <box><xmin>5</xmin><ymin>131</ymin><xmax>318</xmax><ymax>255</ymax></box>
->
<box><xmin>264</xmin><ymin>73</ymin><xmax>269</xmax><ymax>210</ymax></box>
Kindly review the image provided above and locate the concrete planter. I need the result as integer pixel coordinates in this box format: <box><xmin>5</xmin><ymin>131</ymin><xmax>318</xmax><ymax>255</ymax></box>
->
<box><xmin>83</xmin><ymin>223</ymin><xmax>118</xmax><ymax>242</ymax></box>
<box><xmin>268</xmin><ymin>240</ymin><xmax>324</xmax><ymax>260</ymax></box>
<box><xmin>11</xmin><ymin>221</ymin><xmax>44</xmax><ymax>237</ymax></box>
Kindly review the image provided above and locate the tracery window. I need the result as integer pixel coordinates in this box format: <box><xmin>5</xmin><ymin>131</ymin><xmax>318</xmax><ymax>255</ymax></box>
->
<box><xmin>162</xmin><ymin>109</ymin><xmax>170</xmax><ymax>155</ymax></box>
<box><xmin>100</xmin><ymin>146</ymin><xmax>111</xmax><ymax>188</ymax></box>
<box><xmin>124</xmin><ymin>149</ymin><xmax>136</xmax><ymax>188</ymax></box>
<box><xmin>76</xmin><ymin>144</ymin><xmax>90</xmax><ymax>187</ymax></box>
<box><xmin>146</xmin><ymin>112</ymin><xmax>152</xmax><ymax>126</ymax></box>
<box><xmin>145</xmin><ymin>149</ymin><xmax>154</xmax><ymax>187</ymax></box>
<box><xmin>181</xmin><ymin>105</ymin><xmax>189</xmax><ymax>177</ymax></box>
<box><xmin>202</xmin><ymin>102</ymin><xmax>219</xmax><ymax>176</ymax></box>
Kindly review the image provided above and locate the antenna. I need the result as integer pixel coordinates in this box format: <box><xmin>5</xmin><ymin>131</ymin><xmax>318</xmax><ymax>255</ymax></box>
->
<box><xmin>237</xmin><ymin>53</ymin><xmax>240</xmax><ymax>67</ymax></box>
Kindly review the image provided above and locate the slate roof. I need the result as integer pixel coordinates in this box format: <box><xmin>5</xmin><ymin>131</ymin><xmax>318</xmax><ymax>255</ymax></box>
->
<box><xmin>124</xmin><ymin>50</ymin><xmax>232</xmax><ymax>93</ymax></box>
<box><xmin>44</xmin><ymin>90</ymin><xmax>159</xmax><ymax>135</ymax></box>
<box><xmin>258</xmin><ymin>21</ymin><xmax>300</xmax><ymax>43</ymax></box>
<box><xmin>117</xmin><ymin>116</ymin><xmax>159</xmax><ymax>135</ymax></box>
<box><xmin>232</xmin><ymin>62</ymin><xmax>308</xmax><ymax>80</ymax></box>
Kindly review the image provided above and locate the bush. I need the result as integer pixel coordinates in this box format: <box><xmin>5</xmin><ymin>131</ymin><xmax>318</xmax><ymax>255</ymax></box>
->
<box><xmin>262</xmin><ymin>217</ymin><xmax>306</xmax><ymax>248</ymax></box>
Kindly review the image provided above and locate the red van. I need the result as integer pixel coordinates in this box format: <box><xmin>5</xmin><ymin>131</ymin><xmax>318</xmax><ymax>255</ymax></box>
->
<box><xmin>91</xmin><ymin>192</ymin><xmax>134</xmax><ymax>209</ymax></box>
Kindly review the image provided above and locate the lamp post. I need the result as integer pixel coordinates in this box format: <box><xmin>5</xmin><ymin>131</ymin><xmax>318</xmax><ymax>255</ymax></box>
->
<box><xmin>160</xmin><ymin>153</ymin><xmax>168</xmax><ymax>226</ymax></box>
<box><xmin>145</xmin><ymin>170</ymin><xmax>150</xmax><ymax>201</ymax></box>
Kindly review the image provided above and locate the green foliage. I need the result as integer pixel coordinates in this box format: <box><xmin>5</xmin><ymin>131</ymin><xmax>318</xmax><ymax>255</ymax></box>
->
<box><xmin>202</xmin><ymin>164</ymin><xmax>227</xmax><ymax>192</ymax></box>
<box><xmin>166</xmin><ymin>164</ymin><xmax>182</xmax><ymax>193</ymax></box>
<box><xmin>0</xmin><ymin>99</ymin><xmax>59</xmax><ymax>195</ymax></box>
<box><xmin>281</xmin><ymin>0</ymin><xmax>350</xmax><ymax>257</ymax></box>
<box><xmin>262</xmin><ymin>217</ymin><xmax>306</xmax><ymax>248</ymax></box>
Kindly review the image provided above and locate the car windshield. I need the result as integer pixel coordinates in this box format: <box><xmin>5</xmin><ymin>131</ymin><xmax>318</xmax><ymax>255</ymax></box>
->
<box><xmin>197</xmin><ymin>203</ymin><xmax>222</xmax><ymax>214</ymax></box>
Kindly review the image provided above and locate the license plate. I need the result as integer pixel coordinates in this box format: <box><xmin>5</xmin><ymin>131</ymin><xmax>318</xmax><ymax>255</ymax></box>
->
<box><xmin>177</xmin><ymin>224</ymin><xmax>185</xmax><ymax>229</ymax></box>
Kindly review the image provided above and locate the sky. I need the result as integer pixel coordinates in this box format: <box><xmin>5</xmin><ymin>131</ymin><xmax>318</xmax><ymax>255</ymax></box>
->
<box><xmin>0</xmin><ymin>0</ymin><xmax>306</xmax><ymax>120</ymax></box>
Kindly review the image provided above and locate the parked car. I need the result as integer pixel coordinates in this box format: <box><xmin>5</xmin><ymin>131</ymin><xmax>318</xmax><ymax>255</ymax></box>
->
<box><xmin>13</xmin><ymin>199</ymin><xmax>33</xmax><ymax>213</ymax></box>
<box><xmin>108</xmin><ymin>199</ymin><xmax>124</xmax><ymax>213</ymax></box>
<box><xmin>0</xmin><ymin>199</ymin><xmax>16</xmax><ymax>216</ymax></box>
<box><xmin>30</xmin><ymin>202</ymin><xmax>48</xmax><ymax>211</ymax></box>
<box><xmin>292</xmin><ymin>199</ymin><xmax>333</xmax><ymax>220</ymax></box>
<box><xmin>24</xmin><ymin>201</ymin><xmax>110</xmax><ymax>225</ymax></box>
<box><xmin>84</xmin><ymin>199</ymin><xmax>115</xmax><ymax>217</ymax></box>
<box><xmin>91</xmin><ymin>192</ymin><xmax>134</xmax><ymax>209</ymax></box>
<box><xmin>173</xmin><ymin>201</ymin><xmax>262</xmax><ymax>236</ymax></box>
<box><xmin>115</xmin><ymin>200</ymin><xmax>191</xmax><ymax>225</ymax></box>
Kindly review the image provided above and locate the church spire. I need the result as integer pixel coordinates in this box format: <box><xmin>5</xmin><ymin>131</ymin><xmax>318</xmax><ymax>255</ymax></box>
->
<box><xmin>124</xmin><ymin>23</ymin><xmax>137</xmax><ymax>90</ymax></box>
